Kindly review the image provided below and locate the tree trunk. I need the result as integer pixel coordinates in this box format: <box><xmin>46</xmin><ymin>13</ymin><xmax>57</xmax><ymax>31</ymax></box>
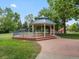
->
<box><xmin>63</xmin><ymin>19</ymin><xmax>66</xmax><ymax>34</ymax></box>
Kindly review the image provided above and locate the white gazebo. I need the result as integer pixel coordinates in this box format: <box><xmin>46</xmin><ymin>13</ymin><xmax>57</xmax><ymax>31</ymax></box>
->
<box><xmin>13</xmin><ymin>16</ymin><xmax>56</xmax><ymax>40</ymax></box>
<box><xmin>31</xmin><ymin>17</ymin><xmax>55</xmax><ymax>37</ymax></box>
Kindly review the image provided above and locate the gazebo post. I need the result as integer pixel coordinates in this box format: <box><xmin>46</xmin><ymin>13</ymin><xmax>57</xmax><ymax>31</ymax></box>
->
<box><xmin>50</xmin><ymin>25</ymin><xmax>52</xmax><ymax>35</ymax></box>
<box><xmin>44</xmin><ymin>24</ymin><xmax>46</xmax><ymax>37</ymax></box>
<box><xmin>41</xmin><ymin>25</ymin><xmax>42</xmax><ymax>33</ymax></box>
<box><xmin>32</xmin><ymin>25</ymin><xmax>34</xmax><ymax>36</ymax></box>
<box><xmin>53</xmin><ymin>24</ymin><xmax>55</xmax><ymax>35</ymax></box>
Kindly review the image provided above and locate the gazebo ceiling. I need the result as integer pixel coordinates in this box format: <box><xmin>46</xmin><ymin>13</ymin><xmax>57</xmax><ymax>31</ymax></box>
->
<box><xmin>31</xmin><ymin>17</ymin><xmax>55</xmax><ymax>25</ymax></box>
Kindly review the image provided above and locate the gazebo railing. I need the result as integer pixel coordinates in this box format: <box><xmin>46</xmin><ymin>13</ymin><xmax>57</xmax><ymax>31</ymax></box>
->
<box><xmin>13</xmin><ymin>31</ymin><xmax>51</xmax><ymax>37</ymax></box>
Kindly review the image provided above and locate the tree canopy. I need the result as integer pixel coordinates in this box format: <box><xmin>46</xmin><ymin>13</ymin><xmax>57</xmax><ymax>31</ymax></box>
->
<box><xmin>0</xmin><ymin>7</ymin><xmax>22</xmax><ymax>33</ymax></box>
<box><xmin>39</xmin><ymin>0</ymin><xmax>79</xmax><ymax>34</ymax></box>
<box><xmin>68</xmin><ymin>23</ymin><xmax>79</xmax><ymax>32</ymax></box>
<box><xmin>25</xmin><ymin>14</ymin><xmax>34</xmax><ymax>31</ymax></box>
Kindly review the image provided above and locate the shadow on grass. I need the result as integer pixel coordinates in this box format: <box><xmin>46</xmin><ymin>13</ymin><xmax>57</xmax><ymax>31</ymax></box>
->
<box><xmin>57</xmin><ymin>33</ymin><xmax>79</xmax><ymax>39</ymax></box>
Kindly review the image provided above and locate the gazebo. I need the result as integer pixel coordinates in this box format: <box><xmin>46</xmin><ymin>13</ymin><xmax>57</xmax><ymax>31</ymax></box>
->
<box><xmin>31</xmin><ymin>16</ymin><xmax>55</xmax><ymax>37</ymax></box>
<box><xmin>13</xmin><ymin>16</ymin><xmax>56</xmax><ymax>40</ymax></box>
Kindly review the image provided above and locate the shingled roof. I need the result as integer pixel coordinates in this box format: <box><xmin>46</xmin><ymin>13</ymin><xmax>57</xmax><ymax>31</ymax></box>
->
<box><xmin>31</xmin><ymin>17</ymin><xmax>55</xmax><ymax>25</ymax></box>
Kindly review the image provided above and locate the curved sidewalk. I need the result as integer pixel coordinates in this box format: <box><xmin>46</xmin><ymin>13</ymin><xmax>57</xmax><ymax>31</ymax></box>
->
<box><xmin>36</xmin><ymin>39</ymin><xmax>79</xmax><ymax>59</ymax></box>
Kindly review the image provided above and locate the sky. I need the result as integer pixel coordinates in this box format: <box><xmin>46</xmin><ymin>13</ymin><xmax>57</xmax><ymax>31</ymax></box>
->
<box><xmin>0</xmin><ymin>0</ymin><xmax>77</xmax><ymax>25</ymax></box>
<box><xmin>66</xmin><ymin>19</ymin><xmax>77</xmax><ymax>25</ymax></box>
<box><xmin>0</xmin><ymin>0</ymin><xmax>48</xmax><ymax>23</ymax></box>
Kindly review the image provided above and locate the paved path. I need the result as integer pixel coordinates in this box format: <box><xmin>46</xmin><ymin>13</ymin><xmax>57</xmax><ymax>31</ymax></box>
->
<box><xmin>36</xmin><ymin>39</ymin><xmax>79</xmax><ymax>59</ymax></box>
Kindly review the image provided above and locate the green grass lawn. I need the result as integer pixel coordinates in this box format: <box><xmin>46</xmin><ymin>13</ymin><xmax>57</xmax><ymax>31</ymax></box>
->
<box><xmin>0</xmin><ymin>33</ymin><xmax>41</xmax><ymax>59</ymax></box>
<box><xmin>58</xmin><ymin>33</ymin><xmax>79</xmax><ymax>39</ymax></box>
<box><xmin>0</xmin><ymin>33</ymin><xmax>12</xmax><ymax>40</ymax></box>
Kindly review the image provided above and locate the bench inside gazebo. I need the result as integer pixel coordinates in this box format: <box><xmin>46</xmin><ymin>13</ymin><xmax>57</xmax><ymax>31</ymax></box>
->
<box><xmin>13</xmin><ymin>16</ymin><xmax>56</xmax><ymax>41</ymax></box>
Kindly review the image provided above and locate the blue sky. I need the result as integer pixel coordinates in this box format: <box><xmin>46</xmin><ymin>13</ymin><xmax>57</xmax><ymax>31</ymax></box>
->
<box><xmin>0</xmin><ymin>0</ymin><xmax>77</xmax><ymax>25</ymax></box>
<box><xmin>66</xmin><ymin>19</ymin><xmax>77</xmax><ymax>25</ymax></box>
<box><xmin>0</xmin><ymin>0</ymin><xmax>48</xmax><ymax>23</ymax></box>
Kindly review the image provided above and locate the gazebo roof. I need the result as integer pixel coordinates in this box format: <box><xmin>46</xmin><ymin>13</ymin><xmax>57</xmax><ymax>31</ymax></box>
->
<box><xmin>31</xmin><ymin>17</ymin><xmax>55</xmax><ymax>25</ymax></box>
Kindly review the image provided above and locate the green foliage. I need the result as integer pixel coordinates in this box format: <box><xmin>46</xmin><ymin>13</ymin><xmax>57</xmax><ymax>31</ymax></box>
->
<box><xmin>25</xmin><ymin>14</ymin><xmax>34</xmax><ymax>26</ymax></box>
<box><xmin>74</xmin><ymin>0</ymin><xmax>79</xmax><ymax>5</ymax></box>
<box><xmin>39</xmin><ymin>0</ymin><xmax>79</xmax><ymax>33</ymax></box>
<box><xmin>25</xmin><ymin>14</ymin><xmax>34</xmax><ymax>31</ymax></box>
<box><xmin>0</xmin><ymin>8</ymin><xmax>3</xmax><ymax>15</ymax></box>
<box><xmin>17</xmin><ymin>20</ymin><xmax>22</xmax><ymax>30</ymax></box>
<box><xmin>39</xmin><ymin>8</ymin><xmax>52</xmax><ymax>19</ymax></box>
<box><xmin>39</xmin><ymin>8</ymin><xmax>62</xmax><ymax>31</ymax></box>
<box><xmin>68</xmin><ymin>23</ymin><xmax>79</xmax><ymax>32</ymax></box>
<box><xmin>0</xmin><ymin>7</ymin><xmax>22</xmax><ymax>33</ymax></box>
<box><xmin>48</xmin><ymin>0</ymin><xmax>79</xmax><ymax>33</ymax></box>
<box><xmin>51</xmin><ymin>0</ymin><xmax>76</xmax><ymax>19</ymax></box>
<box><xmin>22</xmin><ymin>21</ymin><xmax>28</xmax><ymax>29</ymax></box>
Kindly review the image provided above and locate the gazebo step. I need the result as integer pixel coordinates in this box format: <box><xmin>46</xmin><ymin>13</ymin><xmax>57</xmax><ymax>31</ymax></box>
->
<box><xmin>36</xmin><ymin>36</ymin><xmax>56</xmax><ymax>40</ymax></box>
<box><xmin>13</xmin><ymin>35</ymin><xmax>56</xmax><ymax>41</ymax></box>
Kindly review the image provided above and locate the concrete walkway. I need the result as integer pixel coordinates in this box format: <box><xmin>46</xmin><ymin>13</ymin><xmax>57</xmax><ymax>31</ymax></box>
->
<box><xmin>36</xmin><ymin>39</ymin><xmax>79</xmax><ymax>59</ymax></box>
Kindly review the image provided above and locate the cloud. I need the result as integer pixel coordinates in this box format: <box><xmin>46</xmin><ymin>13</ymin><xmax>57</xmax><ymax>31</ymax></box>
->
<box><xmin>10</xmin><ymin>4</ymin><xmax>16</xmax><ymax>8</ymax></box>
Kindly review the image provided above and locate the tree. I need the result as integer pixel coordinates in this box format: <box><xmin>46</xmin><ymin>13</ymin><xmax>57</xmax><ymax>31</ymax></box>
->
<box><xmin>0</xmin><ymin>7</ymin><xmax>21</xmax><ymax>33</ymax></box>
<box><xmin>39</xmin><ymin>8</ymin><xmax>62</xmax><ymax>31</ymax></box>
<box><xmin>14</xmin><ymin>12</ymin><xmax>22</xmax><ymax>30</ymax></box>
<box><xmin>17</xmin><ymin>20</ymin><xmax>22</xmax><ymax>30</ymax></box>
<box><xmin>25</xmin><ymin>14</ymin><xmax>34</xmax><ymax>31</ymax></box>
<box><xmin>75</xmin><ymin>0</ymin><xmax>79</xmax><ymax>5</ymax></box>
<box><xmin>47</xmin><ymin>0</ymin><xmax>79</xmax><ymax>34</ymax></box>
<box><xmin>0</xmin><ymin>8</ymin><xmax>3</xmax><ymax>15</ymax></box>
<box><xmin>4</xmin><ymin>8</ymin><xmax>15</xmax><ymax>32</ymax></box>
<box><xmin>68</xmin><ymin>23</ymin><xmax>79</xmax><ymax>32</ymax></box>
<box><xmin>39</xmin><ymin>8</ymin><xmax>52</xmax><ymax>18</ymax></box>
<box><xmin>22</xmin><ymin>21</ymin><xmax>28</xmax><ymax>29</ymax></box>
<box><xmin>0</xmin><ymin>8</ymin><xmax>4</xmax><ymax>33</ymax></box>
